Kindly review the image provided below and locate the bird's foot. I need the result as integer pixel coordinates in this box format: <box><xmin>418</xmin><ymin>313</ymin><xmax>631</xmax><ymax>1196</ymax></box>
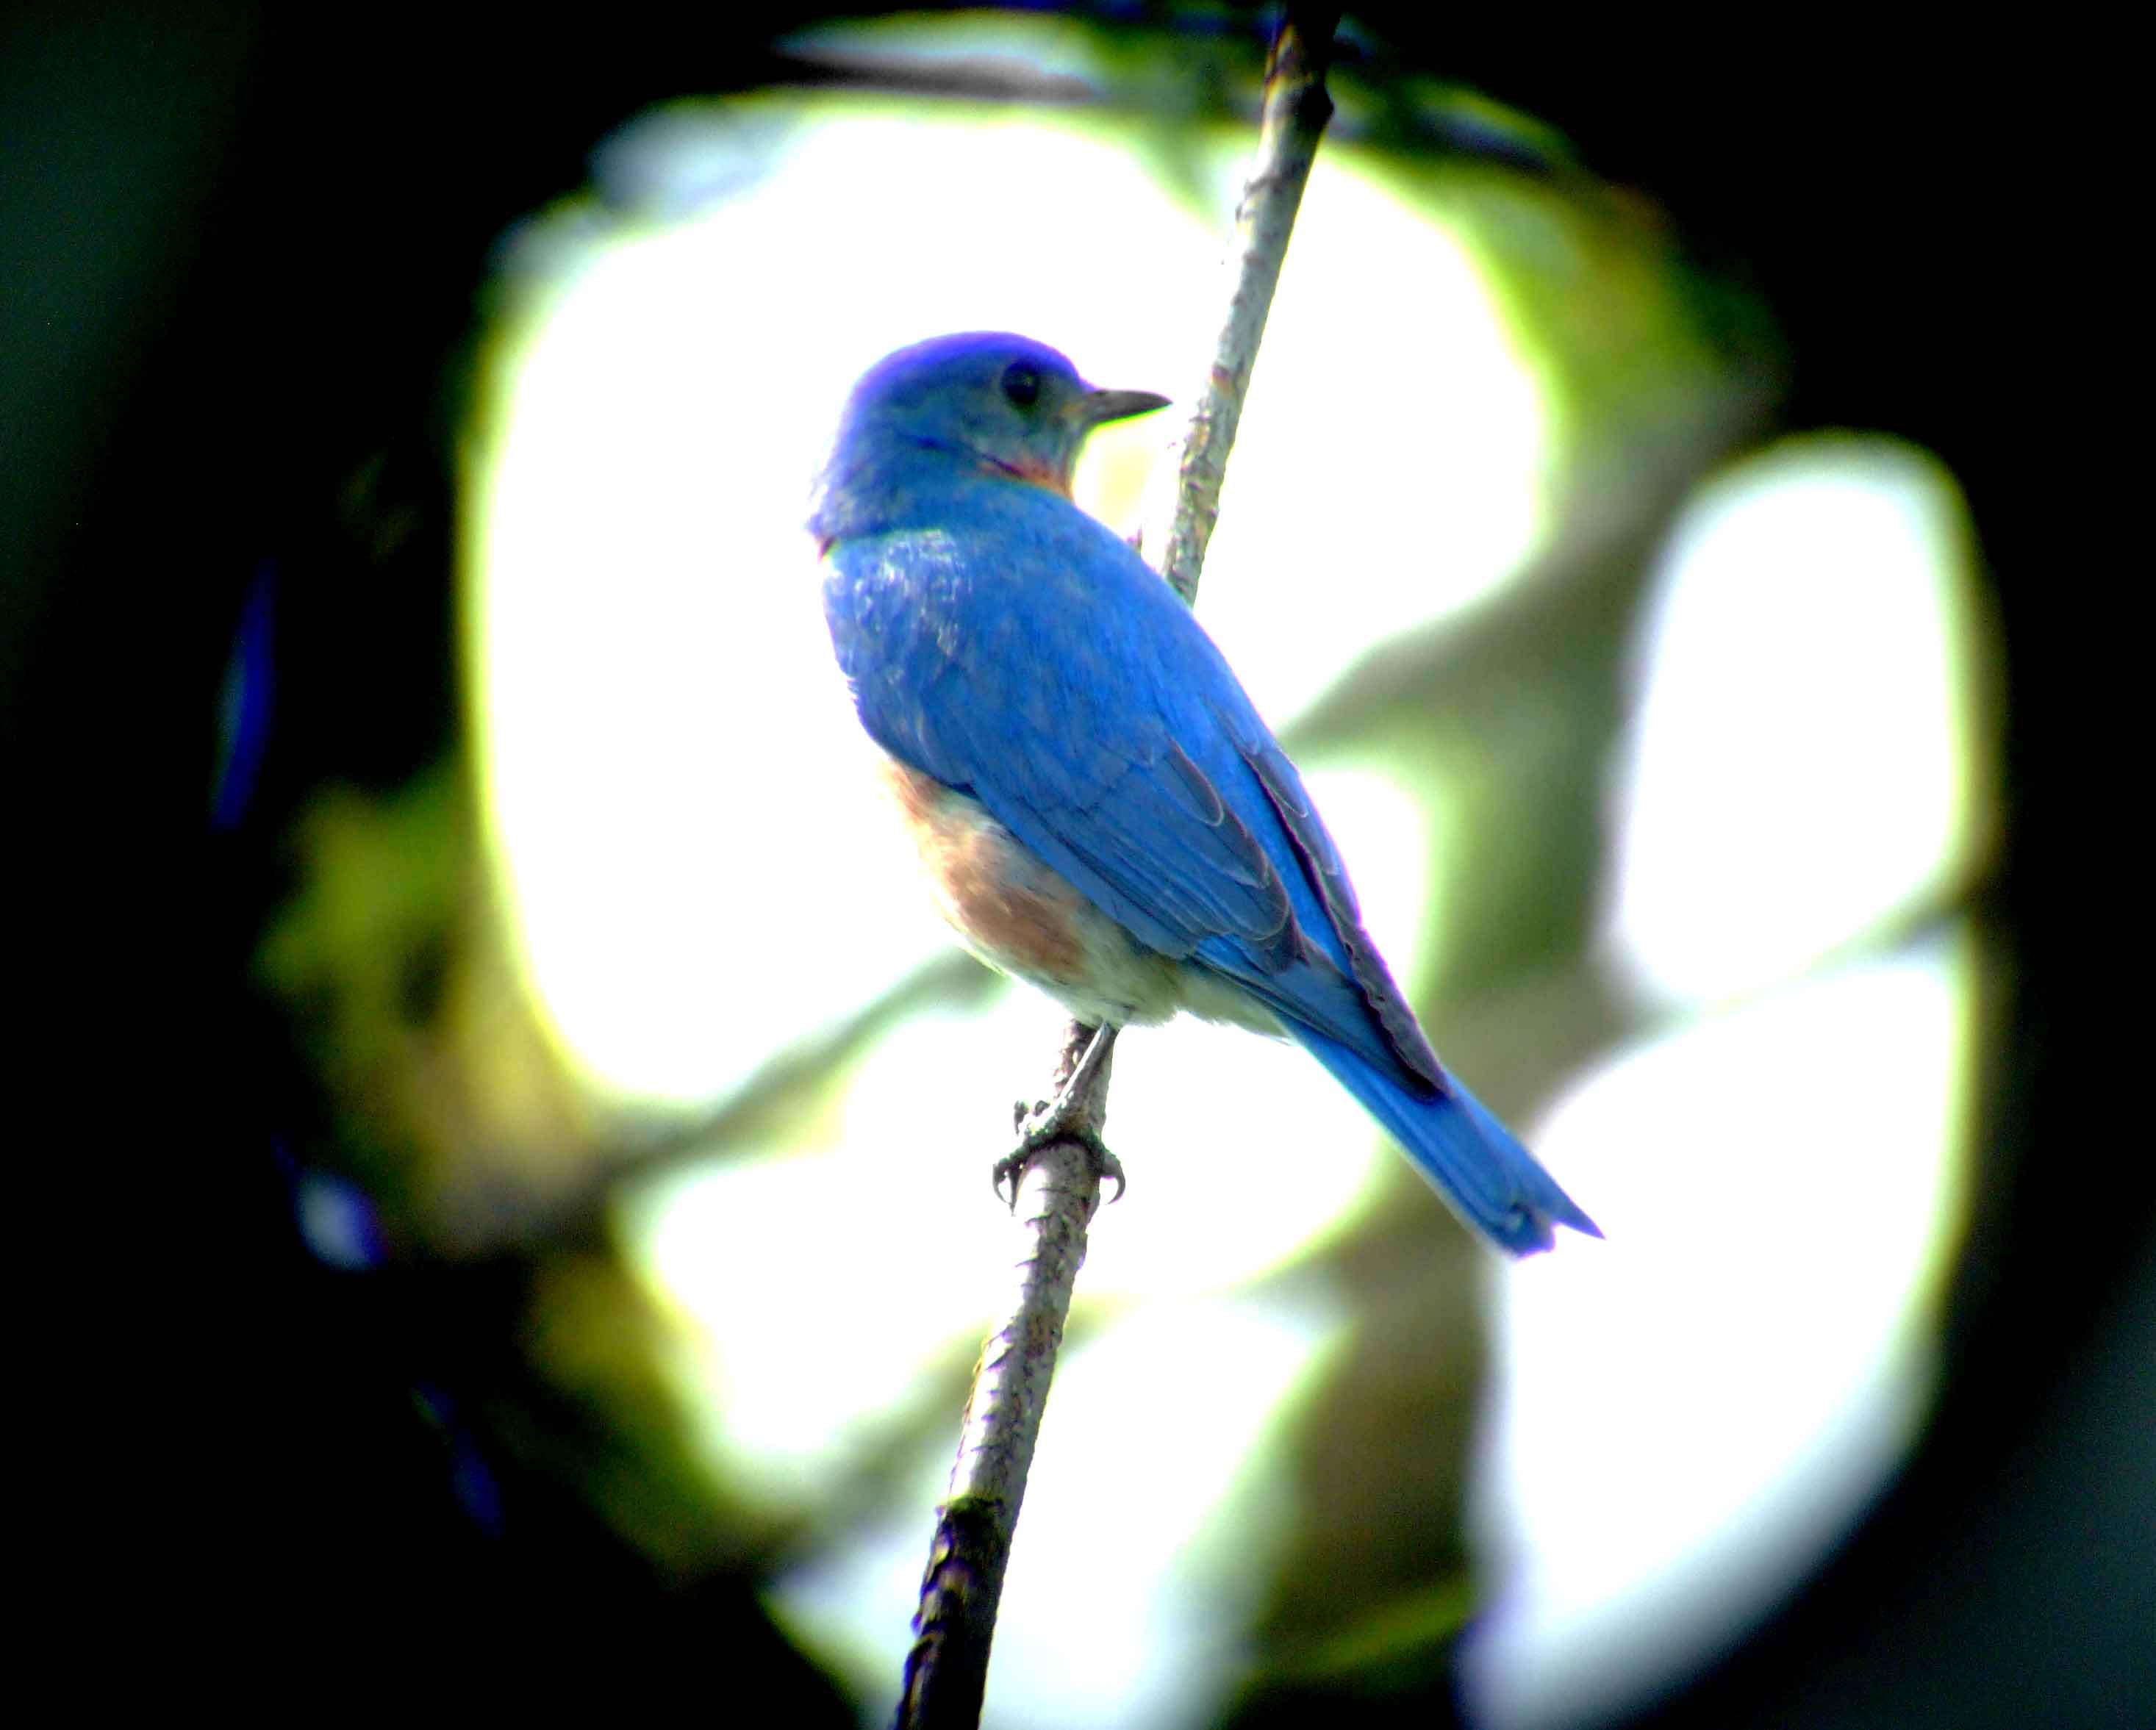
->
<box><xmin>992</xmin><ymin>1111</ymin><xmax>1129</xmax><ymax>1206</ymax></box>
<box><xmin>993</xmin><ymin>1097</ymin><xmax>1125</xmax><ymax>1207</ymax></box>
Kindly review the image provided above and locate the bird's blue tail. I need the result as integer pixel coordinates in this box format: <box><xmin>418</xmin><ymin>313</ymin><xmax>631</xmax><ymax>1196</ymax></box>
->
<box><xmin>1291</xmin><ymin>1027</ymin><xmax>1600</xmax><ymax>1255</ymax></box>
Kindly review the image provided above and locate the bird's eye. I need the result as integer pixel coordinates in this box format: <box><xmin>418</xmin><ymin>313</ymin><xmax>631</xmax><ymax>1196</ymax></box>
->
<box><xmin>1000</xmin><ymin>362</ymin><xmax>1042</xmax><ymax>408</ymax></box>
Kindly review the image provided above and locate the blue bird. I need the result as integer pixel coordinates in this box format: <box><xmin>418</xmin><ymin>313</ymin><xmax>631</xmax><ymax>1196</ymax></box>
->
<box><xmin>811</xmin><ymin>333</ymin><xmax>1598</xmax><ymax>1254</ymax></box>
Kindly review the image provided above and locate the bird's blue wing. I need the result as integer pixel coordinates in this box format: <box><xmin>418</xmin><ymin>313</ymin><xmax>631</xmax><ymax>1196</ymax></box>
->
<box><xmin>823</xmin><ymin>489</ymin><xmax>1442</xmax><ymax>1093</ymax></box>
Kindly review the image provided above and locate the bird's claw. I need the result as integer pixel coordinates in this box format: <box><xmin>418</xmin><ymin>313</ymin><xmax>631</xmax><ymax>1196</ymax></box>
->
<box><xmin>992</xmin><ymin>1095</ymin><xmax>1125</xmax><ymax>1208</ymax></box>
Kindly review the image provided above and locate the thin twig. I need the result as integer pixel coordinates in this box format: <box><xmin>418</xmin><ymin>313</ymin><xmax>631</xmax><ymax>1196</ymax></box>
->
<box><xmin>895</xmin><ymin>12</ymin><xmax>1340</xmax><ymax>1726</ymax></box>
<box><xmin>894</xmin><ymin>1023</ymin><xmax>1113</xmax><ymax>1730</ymax></box>
<box><xmin>1144</xmin><ymin>6</ymin><xmax>1341</xmax><ymax>606</ymax></box>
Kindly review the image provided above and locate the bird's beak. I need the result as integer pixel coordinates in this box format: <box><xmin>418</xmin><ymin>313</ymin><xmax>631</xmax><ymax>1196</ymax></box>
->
<box><xmin>1077</xmin><ymin>386</ymin><xmax>1172</xmax><ymax>428</ymax></box>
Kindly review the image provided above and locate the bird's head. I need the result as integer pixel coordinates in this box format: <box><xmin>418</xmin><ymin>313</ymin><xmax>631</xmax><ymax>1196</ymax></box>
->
<box><xmin>812</xmin><ymin>333</ymin><xmax>1169</xmax><ymax>540</ymax></box>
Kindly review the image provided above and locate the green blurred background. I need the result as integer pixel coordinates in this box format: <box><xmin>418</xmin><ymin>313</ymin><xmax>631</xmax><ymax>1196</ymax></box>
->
<box><xmin>11</xmin><ymin>4</ymin><xmax>2143</xmax><ymax>1723</ymax></box>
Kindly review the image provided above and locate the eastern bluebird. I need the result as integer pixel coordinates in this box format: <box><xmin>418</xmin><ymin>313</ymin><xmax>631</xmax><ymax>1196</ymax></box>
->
<box><xmin>811</xmin><ymin>332</ymin><xmax>1597</xmax><ymax>1255</ymax></box>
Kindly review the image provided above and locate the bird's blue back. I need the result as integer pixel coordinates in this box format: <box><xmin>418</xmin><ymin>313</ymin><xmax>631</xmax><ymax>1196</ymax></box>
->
<box><xmin>825</xmin><ymin>478</ymin><xmax>1430</xmax><ymax>1073</ymax></box>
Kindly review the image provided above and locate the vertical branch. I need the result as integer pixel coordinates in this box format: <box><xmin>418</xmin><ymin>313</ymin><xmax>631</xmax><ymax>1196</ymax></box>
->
<box><xmin>1145</xmin><ymin>5</ymin><xmax>1342</xmax><ymax>606</ymax></box>
<box><xmin>895</xmin><ymin>11</ymin><xmax>1340</xmax><ymax>1726</ymax></box>
<box><xmin>896</xmin><ymin>1024</ymin><xmax>1112</xmax><ymax>1730</ymax></box>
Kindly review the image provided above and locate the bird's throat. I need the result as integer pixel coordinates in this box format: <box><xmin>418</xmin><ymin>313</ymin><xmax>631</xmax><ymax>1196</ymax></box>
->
<box><xmin>983</xmin><ymin>452</ymin><xmax>1073</xmax><ymax>497</ymax></box>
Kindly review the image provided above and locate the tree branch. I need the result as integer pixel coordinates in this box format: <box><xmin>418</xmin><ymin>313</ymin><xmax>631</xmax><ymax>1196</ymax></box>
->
<box><xmin>1143</xmin><ymin>6</ymin><xmax>1341</xmax><ymax>607</ymax></box>
<box><xmin>895</xmin><ymin>1022</ymin><xmax>1114</xmax><ymax>1730</ymax></box>
<box><xmin>895</xmin><ymin>11</ymin><xmax>1341</xmax><ymax>1726</ymax></box>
